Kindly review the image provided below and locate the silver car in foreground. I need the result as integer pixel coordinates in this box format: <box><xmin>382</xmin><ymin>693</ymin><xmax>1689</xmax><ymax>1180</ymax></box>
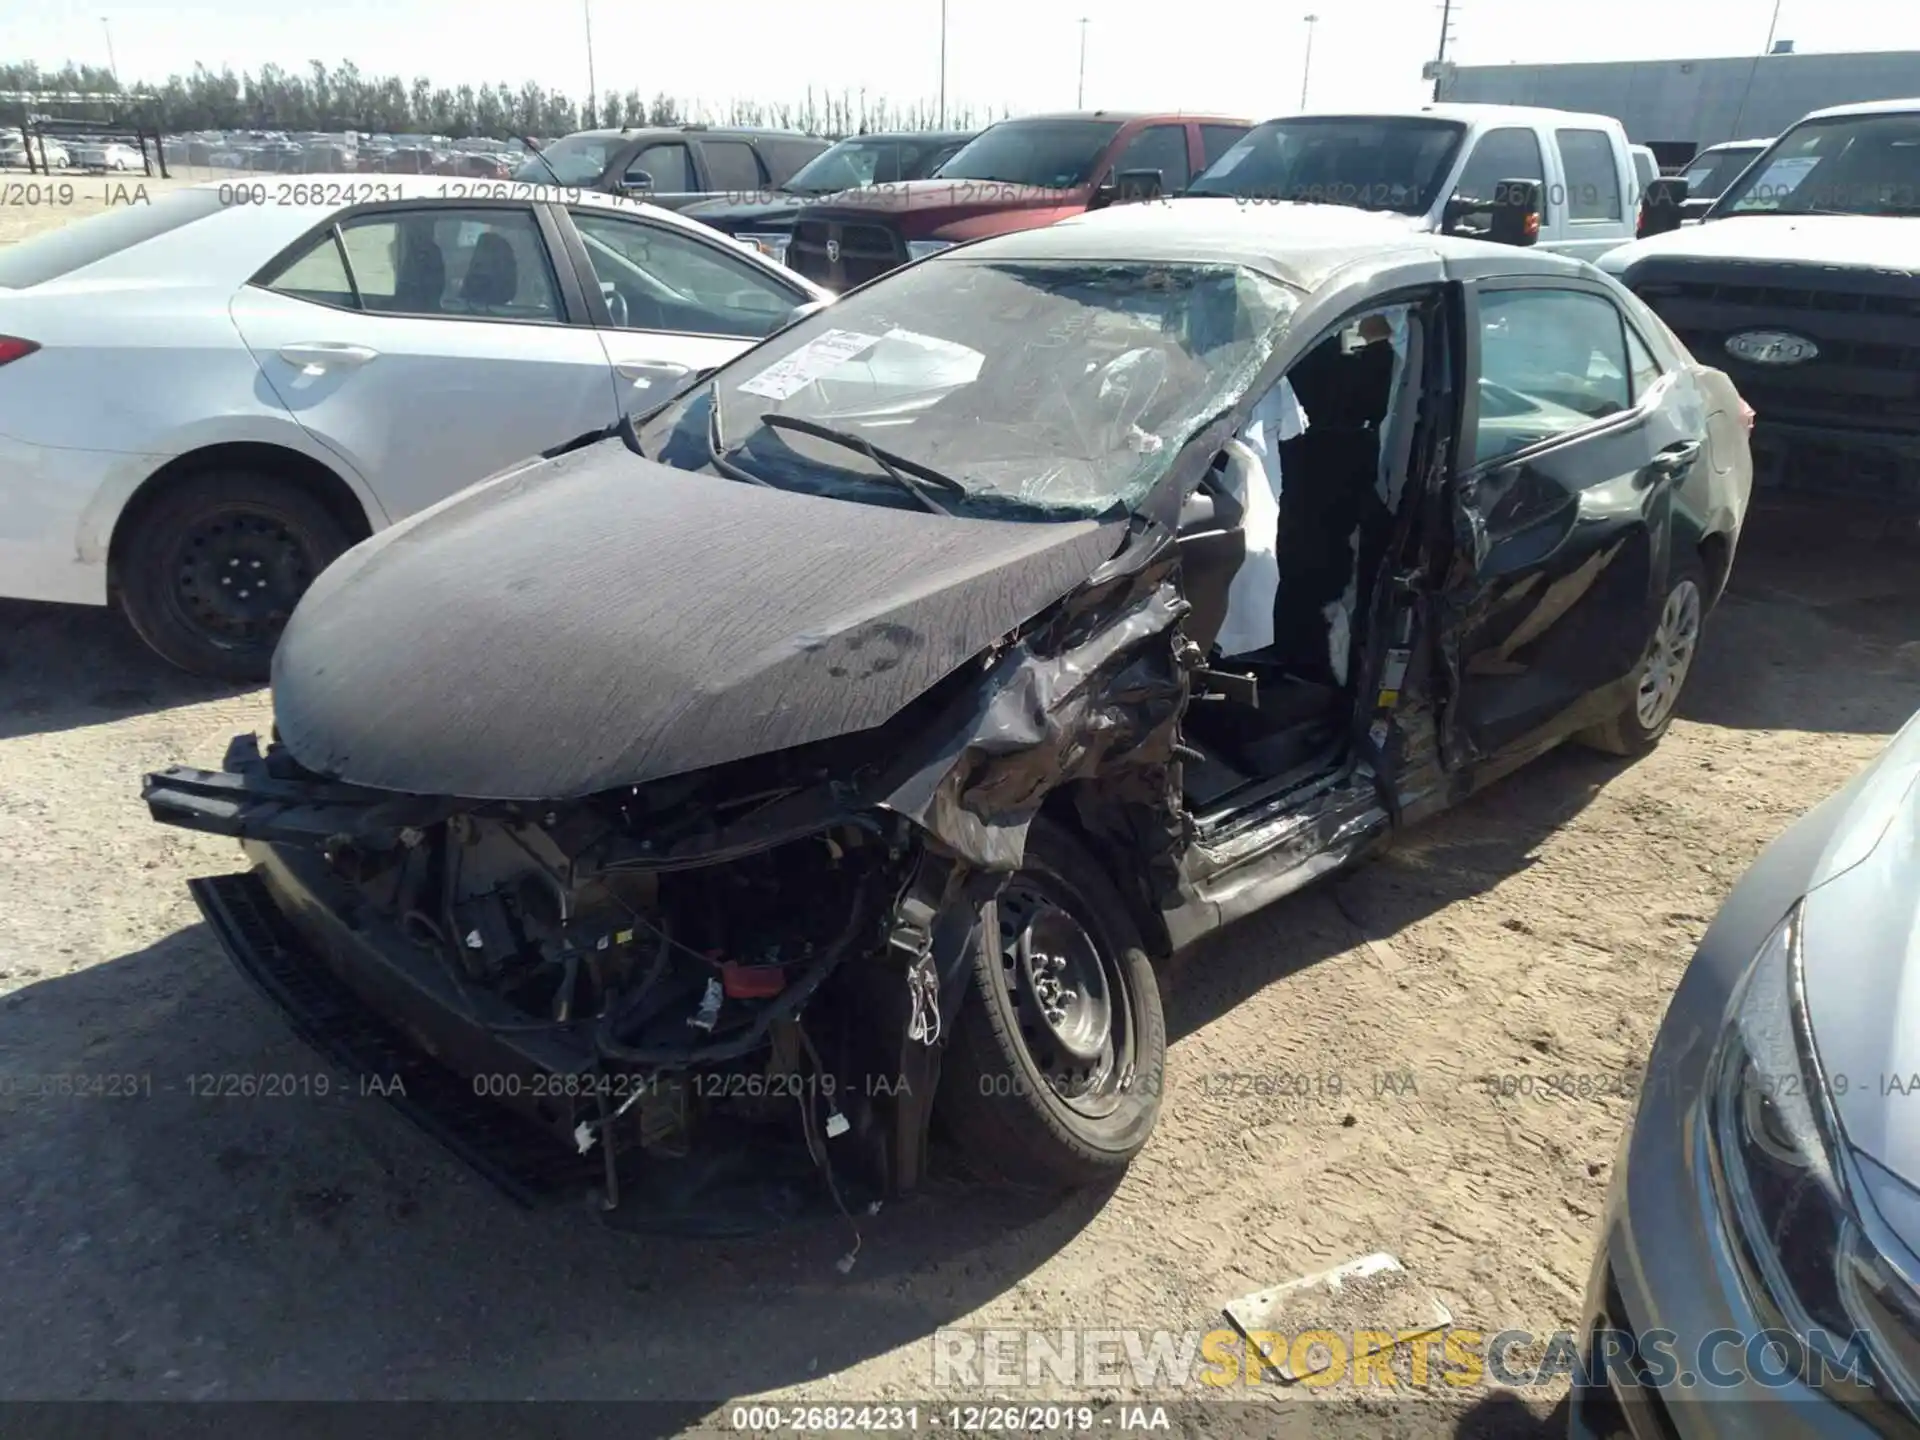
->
<box><xmin>1577</xmin><ymin>707</ymin><xmax>1920</xmax><ymax>1436</ymax></box>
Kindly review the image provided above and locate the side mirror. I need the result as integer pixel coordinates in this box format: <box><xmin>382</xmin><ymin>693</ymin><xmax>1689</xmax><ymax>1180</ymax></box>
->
<box><xmin>1088</xmin><ymin>170</ymin><xmax>1118</xmax><ymax>210</ymax></box>
<box><xmin>1488</xmin><ymin>178</ymin><xmax>1542</xmax><ymax>246</ymax></box>
<box><xmin>1637</xmin><ymin>176</ymin><xmax>1689</xmax><ymax>237</ymax></box>
<box><xmin>620</xmin><ymin>169</ymin><xmax>655</xmax><ymax>196</ymax></box>
<box><xmin>1114</xmin><ymin>167</ymin><xmax>1164</xmax><ymax>204</ymax></box>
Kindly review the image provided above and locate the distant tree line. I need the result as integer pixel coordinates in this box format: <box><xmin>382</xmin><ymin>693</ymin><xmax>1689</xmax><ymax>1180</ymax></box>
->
<box><xmin>1</xmin><ymin>60</ymin><xmax>1007</xmax><ymax>138</ymax></box>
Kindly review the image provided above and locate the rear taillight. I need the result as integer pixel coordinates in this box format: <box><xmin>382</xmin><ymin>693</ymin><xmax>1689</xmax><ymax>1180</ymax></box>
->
<box><xmin>0</xmin><ymin>336</ymin><xmax>40</xmax><ymax>366</ymax></box>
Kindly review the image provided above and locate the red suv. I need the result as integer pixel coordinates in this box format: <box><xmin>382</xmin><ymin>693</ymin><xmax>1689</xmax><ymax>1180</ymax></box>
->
<box><xmin>787</xmin><ymin>111</ymin><xmax>1251</xmax><ymax>290</ymax></box>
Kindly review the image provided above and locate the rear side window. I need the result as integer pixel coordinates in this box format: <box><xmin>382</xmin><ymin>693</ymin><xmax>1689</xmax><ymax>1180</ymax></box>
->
<box><xmin>1201</xmin><ymin>124</ymin><xmax>1249</xmax><ymax>168</ymax></box>
<box><xmin>1556</xmin><ymin>129</ymin><xmax>1622</xmax><ymax>220</ymax></box>
<box><xmin>263</xmin><ymin>206</ymin><xmax>563</xmax><ymax>321</ymax></box>
<box><xmin>702</xmin><ymin>140</ymin><xmax>766</xmax><ymax>191</ymax></box>
<box><xmin>0</xmin><ymin>188</ymin><xmax>226</xmax><ymax>288</ymax></box>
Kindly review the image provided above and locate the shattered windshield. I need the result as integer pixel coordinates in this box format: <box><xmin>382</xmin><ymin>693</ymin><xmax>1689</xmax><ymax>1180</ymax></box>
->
<box><xmin>649</xmin><ymin>258</ymin><xmax>1297</xmax><ymax>518</ymax></box>
<box><xmin>1715</xmin><ymin>114</ymin><xmax>1920</xmax><ymax>217</ymax></box>
<box><xmin>1187</xmin><ymin>116</ymin><xmax>1466</xmax><ymax>215</ymax></box>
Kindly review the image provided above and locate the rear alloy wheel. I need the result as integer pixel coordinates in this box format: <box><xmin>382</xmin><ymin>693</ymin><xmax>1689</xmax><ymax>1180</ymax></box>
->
<box><xmin>119</xmin><ymin>470</ymin><xmax>353</xmax><ymax>682</ymax></box>
<box><xmin>1581</xmin><ymin>559</ymin><xmax>1706</xmax><ymax>757</ymax></box>
<box><xmin>939</xmin><ymin>820</ymin><xmax>1166</xmax><ymax>1187</ymax></box>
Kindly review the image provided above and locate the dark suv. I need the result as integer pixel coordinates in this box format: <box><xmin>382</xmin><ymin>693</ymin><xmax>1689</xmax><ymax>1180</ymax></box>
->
<box><xmin>678</xmin><ymin>130</ymin><xmax>978</xmax><ymax>265</ymax></box>
<box><xmin>513</xmin><ymin>125</ymin><xmax>832</xmax><ymax>210</ymax></box>
<box><xmin>787</xmin><ymin>111</ymin><xmax>1251</xmax><ymax>291</ymax></box>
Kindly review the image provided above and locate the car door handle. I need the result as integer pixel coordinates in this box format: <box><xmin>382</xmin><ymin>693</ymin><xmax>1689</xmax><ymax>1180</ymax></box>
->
<box><xmin>616</xmin><ymin>359</ymin><xmax>693</xmax><ymax>387</ymax></box>
<box><xmin>1648</xmin><ymin>440</ymin><xmax>1702</xmax><ymax>477</ymax></box>
<box><xmin>278</xmin><ymin>342</ymin><xmax>379</xmax><ymax>374</ymax></box>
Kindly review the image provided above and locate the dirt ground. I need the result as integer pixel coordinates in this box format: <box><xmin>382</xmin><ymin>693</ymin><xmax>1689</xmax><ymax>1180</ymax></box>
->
<box><xmin>3</xmin><ymin>190</ymin><xmax>1919</xmax><ymax>1433</ymax></box>
<box><xmin>0</xmin><ymin>508</ymin><xmax>1914</xmax><ymax>1432</ymax></box>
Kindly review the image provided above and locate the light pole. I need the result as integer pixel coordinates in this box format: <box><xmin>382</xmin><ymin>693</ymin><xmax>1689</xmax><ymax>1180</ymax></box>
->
<box><xmin>582</xmin><ymin>0</ymin><xmax>598</xmax><ymax>127</ymax></box>
<box><xmin>938</xmin><ymin>0</ymin><xmax>948</xmax><ymax>126</ymax></box>
<box><xmin>1077</xmin><ymin>18</ymin><xmax>1089</xmax><ymax>109</ymax></box>
<box><xmin>1762</xmin><ymin>0</ymin><xmax>1784</xmax><ymax>54</ymax></box>
<box><xmin>1300</xmin><ymin>14</ymin><xmax>1318</xmax><ymax>110</ymax></box>
<box><xmin>101</xmin><ymin>16</ymin><xmax>120</xmax><ymax>86</ymax></box>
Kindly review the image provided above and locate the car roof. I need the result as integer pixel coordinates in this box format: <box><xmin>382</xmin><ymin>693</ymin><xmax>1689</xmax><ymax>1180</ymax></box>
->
<box><xmin>986</xmin><ymin>110</ymin><xmax>1249</xmax><ymax>125</ymax></box>
<box><xmin>946</xmin><ymin>196</ymin><xmax>1590</xmax><ymax>291</ymax></box>
<box><xmin>558</xmin><ymin>125</ymin><xmax>824</xmax><ymax>141</ymax></box>
<box><xmin>1272</xmin><ymin>102</ymin><xmax>1622</xmax><ymax>132</ymax></box>
<box><xmin>1799</xmin><ymin>96</ymin><xmax>1920</xmax><ymax>121</ymax></box>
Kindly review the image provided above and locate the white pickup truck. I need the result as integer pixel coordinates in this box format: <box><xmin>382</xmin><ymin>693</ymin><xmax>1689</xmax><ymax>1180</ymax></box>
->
<box><xmin>1185</xmin><ymin>103</ymin><xmax>1641</xmax><ymax>261</ymax></box>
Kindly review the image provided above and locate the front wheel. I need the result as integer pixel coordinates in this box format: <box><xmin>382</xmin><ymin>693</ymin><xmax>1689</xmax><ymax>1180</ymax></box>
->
<box><xmin>938</xmin><ymin>819</ymin><xmax>1166</xmax><ymax>1188</ymax></box>
<box><xmin>1580</xmin><ymin>558</ymin><xmax>1706</xmax><ymax>757</ymax></box>
<box><xmin>118</xmin><ymin>469</ymin><xmax>353</xmax><ymax>682</ymax></box>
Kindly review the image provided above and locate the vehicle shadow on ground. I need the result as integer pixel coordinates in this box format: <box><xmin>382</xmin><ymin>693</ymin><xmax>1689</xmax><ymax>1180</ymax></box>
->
<box><xmin>0</xmin><ymin>598</ymin><xmax>252</xmax><ymax>741</ymax></box>
<box><xmin>0</xmin><ymin>923</ymin><xmax>1109</xmax><ymax>1401</ymax></box>
<box><xmin>1164</xmin><ymin>739</ymin><xmax>1627</xmax><ymax>1044</ymax></box>
<box><xmin>1683</xmin><ymin>501</ymin><xmax>1920</xmax><ymax>737</ymax></box>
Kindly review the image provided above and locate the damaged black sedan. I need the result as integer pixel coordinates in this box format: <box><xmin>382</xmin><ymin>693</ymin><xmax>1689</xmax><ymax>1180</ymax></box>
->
<box><xmin>144</xmin><ymin>200</ymin><xmax>1752</xmax><ymax>1225</ymax></box>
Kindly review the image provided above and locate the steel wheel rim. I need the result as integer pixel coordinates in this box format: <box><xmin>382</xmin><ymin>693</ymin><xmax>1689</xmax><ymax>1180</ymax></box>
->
<box><xmin>996</xmin><ymin>877</ymin><xmax>1135</xmax><ymax>1121</ymax></box>
<box><xmin>1636</xmin><ymin>577</ymin><xmax>1702</xmax><ymax>731</ymax></box>
<box><xmin>170</xmin><ymin>509</ymin><xmax>312</xmax><ymax>648</ymax></box>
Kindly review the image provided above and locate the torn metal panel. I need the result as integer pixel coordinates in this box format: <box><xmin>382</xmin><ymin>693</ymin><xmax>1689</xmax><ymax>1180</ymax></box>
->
<box><xmin>1224</xmin><ymin>1253</ymin><xmax>1451</xmax><ymax>1384</ymax></box>
<box><xmin>879</xmin><ymin>528</ymin><xmax>1193</xmax><ymax>874</ymax></box>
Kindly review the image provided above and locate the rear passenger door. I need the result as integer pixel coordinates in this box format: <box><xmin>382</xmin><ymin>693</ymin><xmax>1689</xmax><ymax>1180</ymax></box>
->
<box><xmin>231</xmin><ymin>202</ymin><xmax>619</xmax><ymax>521</ymax></box>
<box><xmin>1438</xmin><ymin>277</ymin><xmax>1706</xmax><ymax>768</ymax></box>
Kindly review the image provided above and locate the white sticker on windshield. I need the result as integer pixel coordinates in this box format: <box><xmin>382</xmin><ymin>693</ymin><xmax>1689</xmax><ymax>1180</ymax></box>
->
<box><xmin>737</xmin><ymin>329</ymin><xmax>886</xmax><ymax>400</ymax></box>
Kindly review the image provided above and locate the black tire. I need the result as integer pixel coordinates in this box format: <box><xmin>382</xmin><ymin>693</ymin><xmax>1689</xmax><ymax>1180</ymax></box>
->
<box><xmin>938</xmin><ymin>818</ymin><xmax>1166</xmax><ymax>1188</ymax></box>
<box><xmin>1580</xmin><ymin>557</ymin><xmax>1708</xmax><ymax>758</ymax></box>
<box><xmin>118</xmin><ymin>469</ymin><xmax>353</xmax><ymax>682</ymax></box>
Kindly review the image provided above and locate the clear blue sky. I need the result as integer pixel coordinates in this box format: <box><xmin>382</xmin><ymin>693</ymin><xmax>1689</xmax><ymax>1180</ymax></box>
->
<box><xmin>17</xmin><ymin>0</ymin><xmax>1920</xmax><ymax>121</ymax></box>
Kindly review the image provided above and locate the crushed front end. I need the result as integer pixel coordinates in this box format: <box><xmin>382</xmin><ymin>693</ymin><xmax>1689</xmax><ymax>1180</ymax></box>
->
<box><xmin>142</xmin><ymin>544</ymin><xmax>1194</xmax><ymax>1231</ymax></box>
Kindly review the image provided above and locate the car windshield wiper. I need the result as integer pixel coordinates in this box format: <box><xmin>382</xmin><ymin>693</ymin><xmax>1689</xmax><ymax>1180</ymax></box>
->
<box><xmin>757</xmin><ymin>413</ymin><xmax>964</xmax><ymax>516</ymax></box>
<box><xmin>708</xmin><ymin>382</ymin><xmax>769</xmax><ymax>487</ymax></box>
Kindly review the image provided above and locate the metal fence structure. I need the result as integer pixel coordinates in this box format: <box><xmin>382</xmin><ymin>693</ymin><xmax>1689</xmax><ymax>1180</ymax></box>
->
<box><xmin>2</xmin><ymin>90</ymin><xmax>168</xmax><ymax>177</ymax></box>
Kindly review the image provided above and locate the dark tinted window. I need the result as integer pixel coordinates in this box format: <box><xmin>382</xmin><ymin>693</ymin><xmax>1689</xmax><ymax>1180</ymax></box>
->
<box><xmin>512</xmin><ymin>133</ymin><xmax>614</xmax><ymax>185</ymax></box>
<box><xmin>935</xmin><ymin>119</ymin><xmax>1124</xmax><ymax>187</ymax></box>
<box><xmin>1679</xmin><ymin>144</ymin><xmax>1764</xmax><ymax>200</ymax></box>
<box><xmin>627</xmin><ymin>142</ymin><xmax>693</xmax><ymax>192</ymax></box>
<box><xmin>1112</xmin><ymin>124</ymin><xmax>1190</xmax><ymax>190</ymax></box>
<box><xmin>1188</xmin><ymin>117</ymin><xmax>1467</xmax><ymax>215</ymax></box>
<box><xmin>1200</xmin><ymin>124</ymin><xmax>1249</xmax><ymax>168</ymax></box>
<box><xmin>1454</xmin><ymin>127</ymin><xmax>1546</xmax><ymax>201</ymax></box>
<box><xmin>1474</xmin><ymin>288</ymin><xmax>1631</xmax><ymax>465</ymax></box>
<box><xmin>1717</xmin><ymin>114</ymin><xmax>1920</xmax><ymax>217</ymax></box>
<box><xmin>0</xmin><ymin>187</ymin><xmax>226</xmax><ymax>288</ymax></box>
<box><xmin>919</xmin><ymin>142</ymin><xmax>970</xmax><ymax>177</ymax></box>
<box><xmin>1555</xmin><ymin>128</ymin><xmax>1622</xmax><ymax>220</ymax></box>
<box><xmin>702</xmin><ymin>140</ymin><xmax>765</xmax><ymax>191</ymax></box>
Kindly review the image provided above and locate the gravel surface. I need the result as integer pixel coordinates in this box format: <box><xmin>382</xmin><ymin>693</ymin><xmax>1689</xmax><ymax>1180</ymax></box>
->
<box><xmin>1</xmin><ymin>505</ymin><xmax>1913</xmax><ymax>1431</ymax></box>
<box><xmin>4</xmin><ymin>188</ymin><xmax>1919</xmax><ymax>1433</ymax></box>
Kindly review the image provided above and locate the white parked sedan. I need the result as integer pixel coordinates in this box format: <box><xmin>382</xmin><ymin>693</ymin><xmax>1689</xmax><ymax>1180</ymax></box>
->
<box><xmin>0</xmin><ymin>176</ymin><xmax>829</xmax><ymax>677</ymax></box>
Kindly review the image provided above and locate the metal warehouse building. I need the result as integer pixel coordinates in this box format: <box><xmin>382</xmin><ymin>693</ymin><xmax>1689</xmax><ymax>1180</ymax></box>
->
<box><xmin>1436</xmin><ymin>48</ymin><xmax>1920</xmax><ymax>163</ymax></box>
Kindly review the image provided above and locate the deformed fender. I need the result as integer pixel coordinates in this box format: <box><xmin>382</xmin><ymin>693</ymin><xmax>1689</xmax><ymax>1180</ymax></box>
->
<box><xmin>877</xmin><ymin>518</ymin><xmax>1192</xmax><ymax>880</ymax></box>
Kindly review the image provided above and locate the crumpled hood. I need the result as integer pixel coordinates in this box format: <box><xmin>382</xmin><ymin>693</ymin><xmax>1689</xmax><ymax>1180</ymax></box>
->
<box><xmin>804</xmin><ymin>178</ymin><xmax>1083</xmax><ymax>222</ymax></box>
<box><xmin>1600</xmin><ymin>214</ymin><xmax>1920</xmax><ymax>278</ymax></box>
<box><xmin>270</xmin><ymin>441</ymin><xmax>1123</xmax><ymax>801</ymax></box>
<box><xmin>1799</xmin><ymin>710</ymin><xmax>1920</xmax><ymax>1207</ymax></box>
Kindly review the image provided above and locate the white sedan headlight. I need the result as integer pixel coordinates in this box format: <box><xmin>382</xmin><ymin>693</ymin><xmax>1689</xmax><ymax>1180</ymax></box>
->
<box><xmin>906</xmin><ymin>240</ymin><xmax>957</xmax><ymax>262</ymax></box>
